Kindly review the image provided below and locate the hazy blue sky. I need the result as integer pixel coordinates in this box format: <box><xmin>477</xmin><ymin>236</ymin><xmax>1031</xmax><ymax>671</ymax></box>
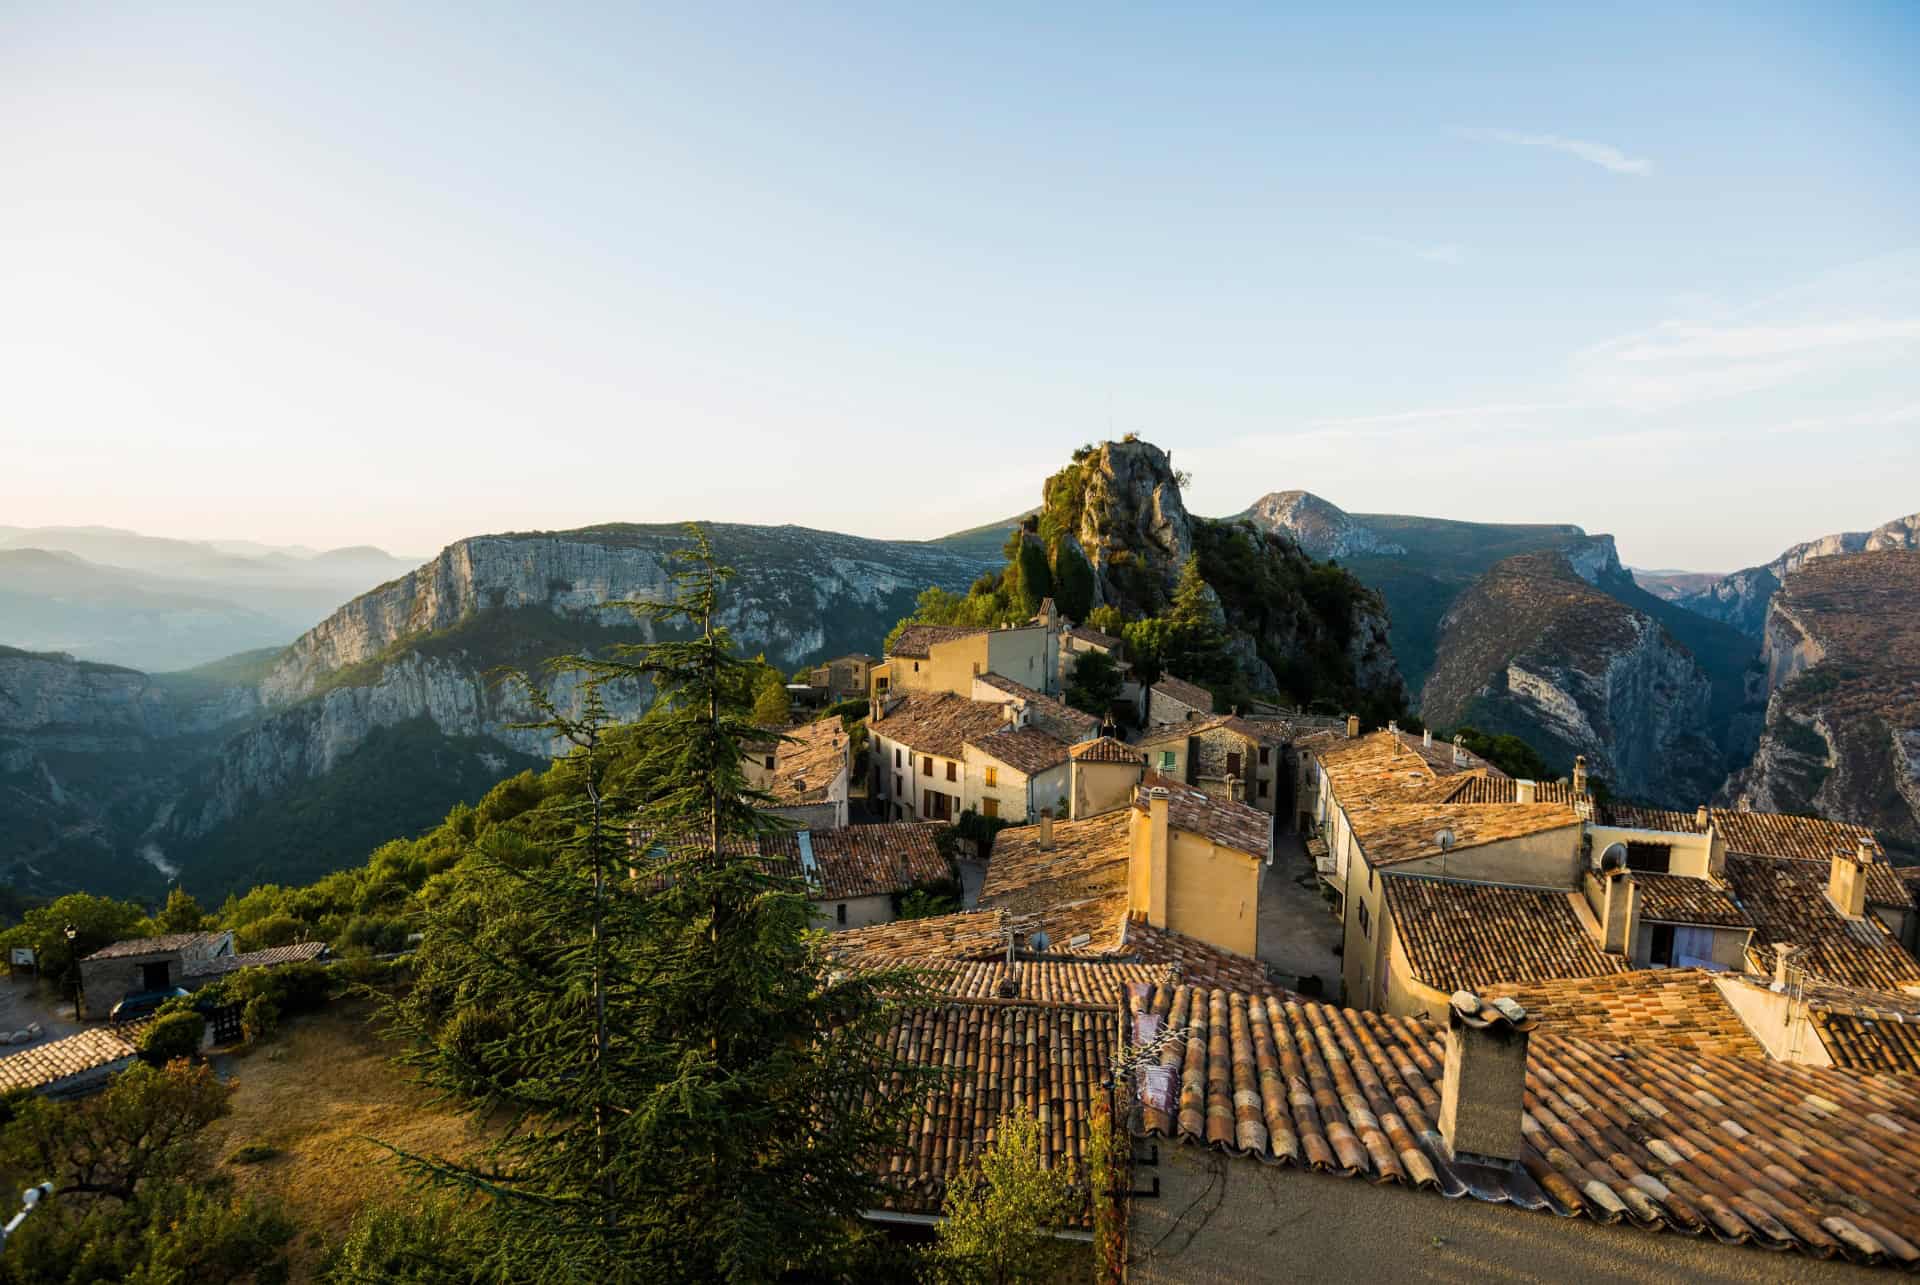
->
<box><xmin>4</xmin><ymin>3</ymin><xmax>1915</xmax><ymax>571</ymax></box>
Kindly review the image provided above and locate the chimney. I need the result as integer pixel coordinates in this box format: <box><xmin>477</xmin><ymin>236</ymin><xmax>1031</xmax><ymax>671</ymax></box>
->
<box><xmin>1346</xmin><ymin>714</ymin><xmax>1360</xmax><ymax>739</ymax></box>
<box><xmin>870</xmin><ymin>696</ymin><xmax>883</xmax><ymax>724</ymax></box>
<box><xmin>1423</xmin><ymin>728</ymin><xmax>1433</xmax><ymax>749</ymax></box>
<box><xmin>1600</xmin><ymin>869</ymin><xmax>1635</xmax><ymax>954</ymax></box>
<box><xmin>1452</xmin><ymin>734</ymin><xmax>1466</xmax><ymax>766</ymax></box>
<box><xmin>1438</xmin><ymin>993</ymin><xmax>1533</xmax><ymax>1168</ymax></box>
<box><xmin>1695</xmin><ymin>805</ymin><xmax>1709</xmax><ymax>829</ymax></box>
<box><xmin>1515</xmin><ymin>779</ymin><xmax>1536</xmax><ymax>805</ymax></box>
<box><xmin>1737</xmin><ymin>793</ymin><xmax>1752</xmax><ymax>813</ymax></box>
<box><xmin>1136</xmin><ymin>787</ymin><xmax>1171</xmax><ymax>928</ymax></box>
<box><xmin>1038</xmin><ymin>808</ymin><xmax>1055</xmax><ymax>851</ymax></box>
<box><xmin>1828</xmin><ymin>838</ymin><xmax>1872</xmax><ymax>919</ymax></box>
<box><xmin>1388</xmin><ymin>719</ymin><xmax>1399</xmax><ymax>736</ymax></box>
<box><xmin>1771</xmin><ymin>942</ymin><xmax>1799</xmax><ymax>992</ymax></box>
<box><xmin>1572</xmin><ymin>755</ymin><xmax>1588</xmax><ymax>796</ymax></box>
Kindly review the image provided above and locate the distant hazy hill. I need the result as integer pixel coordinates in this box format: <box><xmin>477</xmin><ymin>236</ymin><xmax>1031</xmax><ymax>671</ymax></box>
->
<box><xmin>0</xmin><ymin>526</ymin><xmax>424</xmax><ymax>670</ymax></box>
<box><xmin>929</xmin><ymin>511</ymin><xmax>1038</xmax><ymax>562</ymax></box>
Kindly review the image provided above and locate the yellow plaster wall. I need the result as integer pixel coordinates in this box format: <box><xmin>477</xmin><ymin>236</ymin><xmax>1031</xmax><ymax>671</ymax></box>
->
<box><xmin>1164</xmin><ymin>829</ymin><xmax>1260</xmax><ymax>958</ymax></box>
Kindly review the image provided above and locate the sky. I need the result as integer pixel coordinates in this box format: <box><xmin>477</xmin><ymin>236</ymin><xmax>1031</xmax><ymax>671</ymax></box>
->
<box><xmin>2</xmin><ymin>3</ymin><xmax>1916</xmax><ymax>572</ymax></box>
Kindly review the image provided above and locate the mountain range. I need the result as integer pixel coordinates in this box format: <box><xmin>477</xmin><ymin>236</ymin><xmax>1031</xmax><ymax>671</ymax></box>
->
<box><xmin>2</xmin><ymin>458</ymin><xmax>1913</xmax><ymax>904</ymax></box>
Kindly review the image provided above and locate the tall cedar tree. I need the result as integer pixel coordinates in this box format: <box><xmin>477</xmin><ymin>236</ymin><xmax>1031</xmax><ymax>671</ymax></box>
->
<box><xmin>383</xmin><ymin>524</ymin><xmax>932</xmax><ymax>1282</ymax></box>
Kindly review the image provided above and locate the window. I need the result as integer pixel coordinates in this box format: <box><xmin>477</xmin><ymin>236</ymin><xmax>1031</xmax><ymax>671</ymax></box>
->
<box><xmin>923</xmin><ymin>790</ymin><xmax>952</xmax><ymax>821</ymax></box>
<box><xmin>1626</xmin><ymin>842</ymin><xmax>1672</xmax><ymax>874</ymax></box>
<box><xmin>984</xmin><ymin>766</ymin><xmax>998</xmax><ymax>787</ymax></box>
<box><xmin>1259</xmin><ymin>746</ymin><xmax>1271</xmax><ymax>766</ymax></box>
<box><xmin>1649</xmin><ymin>923</ymin><xmax>1676</xmax><ymax>966</ymax></box>
<box><xmin>763</xmin><ymin>756</ymin><xmax>775</xmax><ymax>770</ymax></box>
<box><xmin>913</xmin><ymin>661</ymin><xmax>920</xmax><ymax>672</ymax></box>
<box><xmin>946</xmin><ymin>761</ymin><xmax>957</xmax><ymax>782</ymax></box>
<box><xmin>894</xmin><ymin>774</ymin><xmax>903</xmax><ymax>798</ymax></box>
<box><xmin>981</xmin><ymin>798</ymin><xmax>998</xmax><ymax>819</ymax></box>
<box><xmin>894</xmin><ymin>747</ymin><xmax>902</xmax><ymax>768</ymax></box>
<box><xmin>922</xmin><ymin>755</ymin><xmax>933</xmax><ymax>776</ymax></box>
<box><xmin>1258</xmin><ymin>779</ymin><xmax>1269</xmax><ymax>799</ymax></box>
<box><xmin>836</xmin><ymin>903</ymin><xmax>847</xmax><ymax>926</ymax></box>
<box><xmin>1358</xmin><ymin>900</ymin><xmax>1370</xmax><ymax>939</ymax></box>
<box><xmin>1226</xmin><ymin>751</ymin><xmax>1242</xmax><ymax>777</ymax></box>
<box><xmin>1159</xmin><ymin>750</ymin><xmax>1176</xmax><ymax>770</ymax></box>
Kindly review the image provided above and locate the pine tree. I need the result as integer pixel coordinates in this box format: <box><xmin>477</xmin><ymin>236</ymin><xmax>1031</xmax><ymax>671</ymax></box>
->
<box><xmin>382</xmin><ymin>524</ymin><xmax>931</xmax><ymax>1282</ymax></box>
<box><xmin>1163</xmin><ymin>556</ymin><xmax>1230</xmax><ymax>686</ymax></box>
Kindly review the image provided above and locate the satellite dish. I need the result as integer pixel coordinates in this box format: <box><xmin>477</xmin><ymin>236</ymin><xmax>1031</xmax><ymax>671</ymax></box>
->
<box><xmin>1434</xmin><ymin>828</ymin><xmax>1455</xmax><ymax>852</ymax></box>
<box><xmin>1029</xmin><ymin>930</ymin><xmax>1051</xmax><ymax>952</ymax></box>
<box><xmin>1599</xmin><ymin>842</ymin><xmax>1629</xmax><ymax>872</ymax></box>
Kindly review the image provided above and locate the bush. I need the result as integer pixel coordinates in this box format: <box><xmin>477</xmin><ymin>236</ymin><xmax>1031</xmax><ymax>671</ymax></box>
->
<box><xmin>241</xmin><ymin>996</ymin><xmax>280</xmax><ymax>1044</ymax></box>
<box><xmin>235</xmin><ymin>914</ymin><xmax>304</xmax><ymax>953</ymax></box>
<box><xmin>323</xmin><ymin>1198</ymin><xmax>490</xmax><ymax>1284</ymax></box>
<box><xmin>137</xmin><ymin>1011</ymin><xmax>206</xmax><ymax>1066</ymax></box>
<box><xmin>339</xmin><ymin>914</ymin><xmax>410</xmax><ymax>955</ymax></box>
<box><xmin>227</xmin><ymin>1142</ymin><xmax>278</xmax><ymax>1165</ymax></box>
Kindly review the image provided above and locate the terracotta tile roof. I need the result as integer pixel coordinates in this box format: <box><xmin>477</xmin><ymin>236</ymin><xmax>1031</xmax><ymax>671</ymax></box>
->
<box><xmin>829</xmin><ymin>910</ymin><xmax>1012</xmax><ymax>964</ymax></box>
<box><xmin>980</xmin><ymin>811</ymin><xmax>1131</xmax><ymax>910</ymax></box>
<box><xmin>1123</xmin><ymin>982</ymin><xmax>1920</xmax><ymax>1266</ymax></box>
<box><xmin>1382</xmin><ymin>876</ymin><xmax>1628</xmax><ymax>994</ymax></box>
<box><xmin>888</xmin><ymin>624</ymin><xmax>988</xmax><ymax>659</ymax></box>
<box><xmin>1069</xmin><ymin>735</ymin><xmax>1139</xmax><ymax>764</ymax></box>
<box><xmin>82</xmin><ymin>931</ymin><xmax>227</xmax><ymax>963</ymax></box>
<box><xmin>866</xmin><ymin>691</ymin><xmax>1007</xmax><ymax>761</ymax></box>
<box><xmin>1135</xmin><ymin>713</ymin><xmax>1287</xmax><ymax>750</ymax></box>
<box><xmin>1346</xmin><ymin>801</ymin><xmax>1582</xmax><ymax>868</ymax></box>
<box><xmin>1064</xmin><ymin>623</ymin><xmax>1122</xmax><ymax>651</ymax></box>
<box><xmin>761</xmin><ymin>823</ymin><xmax>952</xmax><ymax>902</ymax></box>
<box><xmin>1480</xmin><ymin>969</ymin><xmax>1764</xmax><ymax>1059</ymax></box>
<box><xmin>0</xmin><ymin>1027</ymin><xmax>139</xmax><ymax>1094</ymax></box>
<box><xmin>1711</xmin><ymin>808</ymin><xmax>1886</xmax><ymax>863</ymax></box>
<box><xmin>964</xmin><ymin>725</ymin><xmax>1073</xmax><ymax>776</ymax></box>
<box><xmin>1631</xmin><ymin>872</ymin><xmax>1751</xmax><ymax>928</ymax></box>
<box><xmin>1132</xmin><ymin>774</ymin><xmax>1271</xmax><ymax>858</ymax></box>
<box><xmin>1005</xmin><ymin>890</ymin><xmax>1132</xmax><ymax>955</ymax></box>
<box><xmin>182</xmin><ymin>941</ymin><xmax>331</xmax><ymax>979</ymax></box>
<box><xmin>1312</xmin><ymin>731</ymin><xmax>1487</xmax><ymax>814</ymax></box>
<box><xmin>1814</xmin><ymin>1010</ymin><xmax>1920</xmax><ymax>1078</ymax></box>
<box><xmin>1596</xmin><ymin>802</ymin><xmax>1708</xmax><ymax>833</ymax></box>
<box><xmin>971</xmin><ymin>673</ymin><xmax>1100</xmax><ymax>742</ymax></box>
<box><xmin>1389</xmin><ymin>728</ymin><xmax>1503</xmax><ymax>777</ymax></box>
<box><xmin>750</xmin><ymin>718</ymin><xmax>850</xmax><ymax>806</ymax></box>
<box><xmin>1118</xmin><ymin>915</ymin><xmax>1282</xmax><ymax>994</ymax></box>
<box><xmin>875</xmin><ymin>999</ymin><xmax>1116</xmax><ymax>1218</ymax></box>
<box><xmin>1724</xmin><ymin>853</ymin><xmax>1920</xmax><ymax>991</ymax></box>
<box><xmin>916</xmin><ymin>959</ymin><xmax>1174</xmax><ymax>1006</ymax></box>
<box><xmin>1436</xmin><ymin>776</ymin><xmax>1583</xmax><ymax>806</ymax></box>
<box><xmin>1149</xmin><ymin>675</ymin><xmax>1213</xmax><ymax>716</ymax></box>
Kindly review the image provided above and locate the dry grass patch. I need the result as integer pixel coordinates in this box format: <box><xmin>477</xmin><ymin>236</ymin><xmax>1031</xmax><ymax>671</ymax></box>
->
<box><xmin>200</xmin><ymin>997</ymin><xmax>488</xmax><ymax>1276</ymax></box>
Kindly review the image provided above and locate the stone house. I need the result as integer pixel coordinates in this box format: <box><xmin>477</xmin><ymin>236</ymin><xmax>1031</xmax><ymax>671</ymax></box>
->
<box><xmin>872</xmin><ymin>620</ymin><xmax>1060</xmax><ymax>701</ymax></box>
<box><xmin>806</xmin><ymin>653</ymin><xmax>876</xmax><ymax>702</ymax></box>
<box><xmin>77</xmin><ymin>930</ymin><xmax>234</xmax><ymax>1019</ymax></box>
<box><xmin>1132</xmin><ymin>714</ymin><xmax>1289</xmax><ymax>818</ymax></box>
<box><xmin>1067</xmin><ymin>736</ymin><xmax>1144</xmax><ymax>819</ymax></box>
<box><xmin>1144</xmin><ymin>674</ymin><xmax>1212</xmax><ymax>726</ymax></box>
<box><xmin>743</xmin><ymin>718</ymin><xmax>851</xmax><ymax>829</ymax></box>
<box><xmin>866</xmin><ymin>690</ymin><xmax>1077</xmax><ymax>824</ymax></box>
<box><xmin>759</xmin><ymin>823</ymin><xmax>952</xmax><ymax>931</ymax></box>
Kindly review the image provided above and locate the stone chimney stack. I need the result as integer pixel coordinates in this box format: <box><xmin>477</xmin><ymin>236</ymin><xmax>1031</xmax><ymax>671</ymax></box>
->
<box><xmin>1452</xmin><ymin>734</ymin><xmax>1466</xmax><ymax>767</ymax></box>
<box><xmin>1515</xmin><ymin>780</ymin><xmax>1536</xmax><ymax>805</ymax></box>
<box><xmin>1600</xmin><ymin>868</ymin><xmax>1635</xmax><ymax>955</ymax></box>
<box><xmin>1038</xmin><ymin>807</ymin><xmax>1055</xmax><ymax>852</ymax></box>
<box><xmin>1737</xmin><ymin>793</ymin><xmax>1753</xmax><ymax>813</ymax></box>
<box><xmin>1572</xmin><ymin>755</ymin><xmax>1588</xmax><ymax>796</ymax></box>
<box><xmin>1143</xmin><ymin>787</ymin><xmax>1171</xmax><ymax>928</ymax></box>
<box><xmin>1346</xmin><ymin>714</ymin><xmax>1360</xmax><ymax>739</ymax></box>
<box><xmin>1439</xmin><ymin>993</ymin><xmax>1533</xmax><ymax>1167</ymax></box>
<box><xmin>869</xmin><ymin>696</ymin><xmax>883</xmax><ymax>723</ymax></box>
<box><xmin>1828</xmin><ymin>839</ymin><xmax>1870</xmax><ymax>920</ymax></box>
<box><xmin>1423</xmin><ymin>728</ymin><xmax>1433</xmax><ymax>749</ymax></box>
<box><xmin>1388</xmin><ymin>719</ymin><xmax>1399</xmax><ymax>736</ymax></box>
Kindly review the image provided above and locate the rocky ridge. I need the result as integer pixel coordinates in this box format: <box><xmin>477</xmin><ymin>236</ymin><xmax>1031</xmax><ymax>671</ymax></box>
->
<box><xmin>1235</xmin><ymin>491</ymin><xmax>1405</xmax><ymax>560</ymax></box>
<box><xmin>1419</xmin><ymin>552</ymin><xmax>1721</xmax><ymax>805</ymax></box>
<box><xmin>1722</xmin><ymin>549</ymin><xmax>1920</xmax><ymax>854</ymax></box>
<box><xmin>1677</xmin><ymin>510</ymin><xmax>1920</xmax><ymax>637</ymax></box>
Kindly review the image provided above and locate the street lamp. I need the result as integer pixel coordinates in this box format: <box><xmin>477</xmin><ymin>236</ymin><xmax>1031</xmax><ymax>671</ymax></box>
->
<box><xmin>0</xmin><ymin>1184</ymin><xmax>53</xmax><ymax>1251</ymax></box>
<box><xmin>62</xmin><ymin>924</ymin><xmax>80</xmax><ymax>1021</ymax></box>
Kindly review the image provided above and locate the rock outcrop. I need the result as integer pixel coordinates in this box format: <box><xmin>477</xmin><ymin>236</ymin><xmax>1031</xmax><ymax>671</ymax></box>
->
<box><xmin>1236</xmin><ymin>491</ymin><xmax>1405</xmax><ymax>560</ymax></box>
<box><xmin>1678</xmin><ymin>510</ymin><xmax>1920</xmax><ymax>637</ymax></box>
<box><xmin>1419</xmin><ymin>553</ymin><xmax>1721</xmax><ymax>805</ymax></box>
<box><xmin>1722</xmin><ymin>549</ymin><xmax>1920</xmax><ymax>855</ymax></box>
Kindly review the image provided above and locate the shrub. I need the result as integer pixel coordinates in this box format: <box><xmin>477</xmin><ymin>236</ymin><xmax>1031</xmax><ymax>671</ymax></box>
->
<box><xmin>323</xmin><ymin>1198</ymin><xmax>490</xmax><ymax>1283</ymax></box>
<box><xmin>227</xmin><ymin>1142</ymin><xmax>278</xmax><ymax>1165</ymax></box>
<box><xmin>137</xmin><ymin>1011</ymin><xmax>206</xmax><ymax>1066</ymax></box>
<box><xmin>241</xmin><ymin>996</ymin><xmax>280</xmax><ymax>1044</ymax></box>
<box><xmin>339</xmin><ymin>914</ymin><xmax>410</xmax><ymax>955</ymax></box>
<box><xmin>235</xmin><ymin>914</ymin><xmax>304</xmax><ymax>952</ymax></box>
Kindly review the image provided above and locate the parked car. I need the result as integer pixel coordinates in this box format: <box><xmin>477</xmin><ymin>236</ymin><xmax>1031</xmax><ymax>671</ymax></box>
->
<box><xmin>109</xmin><ymin>987</ymin><xmax>189</xmax><ymax>1024</ymax></box>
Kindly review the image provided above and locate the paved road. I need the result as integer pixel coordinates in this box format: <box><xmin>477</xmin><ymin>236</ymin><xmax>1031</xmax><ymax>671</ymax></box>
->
<box><xmin>1257</xmin><ymin>831</ymin><xmax>1344</xmax><ymax>1000</ymax></box>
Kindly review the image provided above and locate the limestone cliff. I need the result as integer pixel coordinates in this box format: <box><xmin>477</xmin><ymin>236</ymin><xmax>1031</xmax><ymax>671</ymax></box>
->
<box><xmin>1678</xmin><ymin>510</ymin><xmax>1920</xmax><ymax>637</ymax></box>
<box><xmin>1722</xmin><ymin>549</ymin><xmax>1920</xmax><ymax>855</ymax></box>
<box><xmin>1038</xmin><ymin>440</ymin><xmax>1406</xmax><ymax>714</ymax></box>
<box><xmin>1420</xmin><ymin>553</ymin><xmax>1721</xmax><ymax>806</ymax></box>
<box><xmin>1235</xmin><ymin>491</ymin><xmax>1405</xmax><ymax>560</ymax></box>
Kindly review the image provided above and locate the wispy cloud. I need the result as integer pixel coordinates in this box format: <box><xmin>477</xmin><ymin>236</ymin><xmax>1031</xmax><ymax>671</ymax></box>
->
<box><xmin>1460</xmin><ymin>128</ymin><xmax>1653</xmax><ymax>176</ymax></box>
<box><xmin>1306</xmin><ymin>401</ymin><xmax>1588</xmax><ymax>430</ymax></box>
<box><xmin>1358</xmin><ymin>234</ymin><xmax>1464</xmax><ymax>266</ymax></box>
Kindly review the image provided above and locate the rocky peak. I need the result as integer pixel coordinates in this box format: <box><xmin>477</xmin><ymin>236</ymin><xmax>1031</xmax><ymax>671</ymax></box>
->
<box><xmin>1069</xmin><ymin>439</ymin><xmax>1194</xmax><ymax>613</ymax></box>
<box><xmin>1237</xmin><ymin>490</ymin><xmax>1406</xmax><ymax>560</ymax></box>
<box><xmin>1678</xmin><ymin>509</ymin><xmax>1920</xmax><ymax>637</ymax></box>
